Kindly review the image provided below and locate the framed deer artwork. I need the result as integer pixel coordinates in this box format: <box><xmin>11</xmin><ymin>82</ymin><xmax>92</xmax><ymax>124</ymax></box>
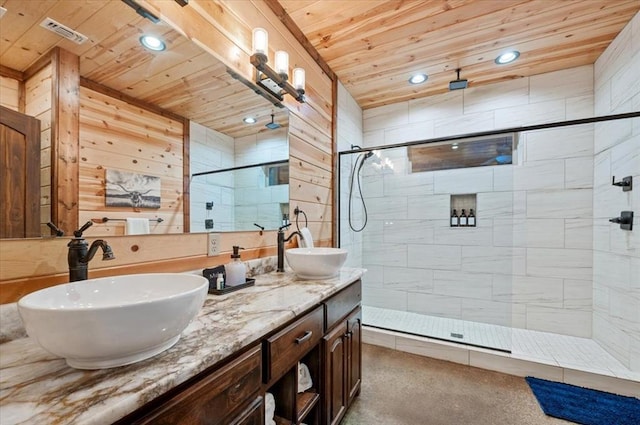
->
<box><xmin>105</xmin><ymin>169</ymin><xmax>161</xmax><ymax>209</ymax></box>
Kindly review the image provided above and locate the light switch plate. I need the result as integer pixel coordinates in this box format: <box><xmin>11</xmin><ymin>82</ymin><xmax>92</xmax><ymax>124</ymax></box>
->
<box><xmin>207</xmin><ymin>233</ymin><xmax>221</xmax><ymax>256</ymax></box>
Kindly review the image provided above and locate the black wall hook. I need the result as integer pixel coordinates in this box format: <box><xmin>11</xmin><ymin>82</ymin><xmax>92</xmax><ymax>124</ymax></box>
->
<box><xmin>612</xmin><ymin>176</ymin><xmax>632</xmax><ymax>192</ymax></box>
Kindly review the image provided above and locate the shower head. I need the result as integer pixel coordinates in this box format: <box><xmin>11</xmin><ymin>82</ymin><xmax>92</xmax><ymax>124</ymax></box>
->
<box><xmin>265</xmin><ymin>114</ymin><xmax>281</xmax><ymax>129</ymax></box>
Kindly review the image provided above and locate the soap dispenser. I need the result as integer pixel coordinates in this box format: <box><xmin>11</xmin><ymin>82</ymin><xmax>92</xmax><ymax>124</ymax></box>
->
<box><xmin>225</xmin><ymin>246</ymin><xmax>246</xmax><ymax>287</ymax></box>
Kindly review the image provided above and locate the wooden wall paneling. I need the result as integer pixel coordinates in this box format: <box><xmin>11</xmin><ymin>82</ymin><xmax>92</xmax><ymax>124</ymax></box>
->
<box><xmin>288</xmin><ymin>156</ymin><xmax>332</xmax><ymax>189</ymax></box>
<box><xmin>289</xmin><ymin>177</ymin><xmax>332</xmax><ymax>209</ymax></box>
<box><xmin>0</xmin><ymin>231</ymin><xmax>280</xmax><ymax>303</ymax></box>
<box><xmin>0</xmin><ymin>65</ymin><xmax>24</xmax><ymax>81</ymax></box>
<box><xmin>0</xmin><ymin>76</ymin><xmax>20</xmax><ymax>111</ymax></box>
<box><xmin>288</xmin><ymin>134</ymin><xmax>331</xmax><ymax>172</ymax></box>
<box><xmin>288</xmin><ymin>113</ymin><xmax>332</xmax><ymax>156</ymax></box>
<box><xmin>50</xmin><ymin>48</ymin><xmax>80</xmax><ymax>236</ymax></box>
<box><xmin>23</xmin><ymin>63</ymin><xmax>52</xmax><ymax>235</ymax></box>
<box><xmin>79</xmin><ymin>86</ymin><xmax>184</xmax><ymax>237</ymax></box>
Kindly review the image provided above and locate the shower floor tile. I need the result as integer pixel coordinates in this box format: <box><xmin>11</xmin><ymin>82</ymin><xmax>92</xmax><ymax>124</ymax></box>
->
<box><xmin>363</xmin><ymin>306</ymin><xmax>640</xmax><ymax>383</ymax></box>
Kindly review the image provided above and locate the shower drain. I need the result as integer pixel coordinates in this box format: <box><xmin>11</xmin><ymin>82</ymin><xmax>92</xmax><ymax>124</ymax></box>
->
<box><xmin>450</xmin><ymin>332</ymin><xmax>464</xmax><ymax>339</ymax></box>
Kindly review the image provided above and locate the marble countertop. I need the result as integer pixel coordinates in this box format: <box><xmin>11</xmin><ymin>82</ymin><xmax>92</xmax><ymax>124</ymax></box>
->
<box><xmin>0</xmin><ymin>266</ymin><xmax>365</xmax><ymax>425</ymax></box>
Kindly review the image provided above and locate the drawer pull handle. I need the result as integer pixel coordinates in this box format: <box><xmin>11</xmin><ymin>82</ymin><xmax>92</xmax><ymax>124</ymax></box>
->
<box><xmin>295</xmin><ymin>330</ymin><xmax>313</xmax><ymax>344</ymax></box>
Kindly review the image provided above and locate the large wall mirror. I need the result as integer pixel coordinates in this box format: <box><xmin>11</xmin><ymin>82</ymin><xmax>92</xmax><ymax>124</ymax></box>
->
<box><xmin>0</xmin><ymin>0</ymin><xmax>288</xmax><ymax>239</ymax></box>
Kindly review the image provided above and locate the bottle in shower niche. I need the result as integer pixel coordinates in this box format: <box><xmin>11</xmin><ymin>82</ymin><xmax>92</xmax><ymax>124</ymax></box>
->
<box><xmin>468</xmin><ymin>209</ymin><xmax>476</xmax><ymax>227</ymax></box>
<box><xmin>450</xmin><ymin>209</ymin><xmax>459</xmax><ymax>227</ymax></box>
<box><xmin>459</xmin><ymin>209</ymin><xmax>468</xmax><ymax>227</ymax></box>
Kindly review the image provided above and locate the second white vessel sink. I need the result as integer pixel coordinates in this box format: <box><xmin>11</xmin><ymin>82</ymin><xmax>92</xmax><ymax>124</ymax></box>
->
<box><xmin>285</xmin><ymin>247</ymin><xmax>348</xmax><ymax>279</ymax></box>
<box><xmin>17</xmin><ymin>273</ymin><xmax>208</xmax><ymax>369</ymax></box>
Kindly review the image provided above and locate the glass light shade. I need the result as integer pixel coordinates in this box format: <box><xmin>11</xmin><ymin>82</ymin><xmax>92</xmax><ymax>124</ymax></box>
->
<box><xmin>252</xmin><ymin>28</ymin><xmax>268</xmax><ymax>55</ymax></box>
<box><xmin>292</xmin><ymin>68</ymin><xmax>305</xmax><ymax>91</ymax></box>
<box><xmin>275</xmin><ymin>51</ymin><xmax>289</xmax><ymax>76</ymax></box>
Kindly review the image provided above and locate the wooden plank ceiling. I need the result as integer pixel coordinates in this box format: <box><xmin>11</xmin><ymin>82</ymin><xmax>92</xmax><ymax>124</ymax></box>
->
<box><xmin>0</xmin><ymin>0</ymin><xmax>287</xmax><ymax>138</ymax></box>
<box><xmin>2</xmin><ymin>1</ymin><xmax>638</xmax><ymax>118</ymax></box>
<box><xmin>277</xmin><ymin>0</ymin><xmax>640</xmax><ymax>109</ymax></box>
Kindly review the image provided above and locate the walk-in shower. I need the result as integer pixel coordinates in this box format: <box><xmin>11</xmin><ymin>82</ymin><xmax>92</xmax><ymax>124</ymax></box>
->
<box><xmin>338</xmin><ymin>112</ymin><xmax>639</xmax><ymax>356</ymax></box>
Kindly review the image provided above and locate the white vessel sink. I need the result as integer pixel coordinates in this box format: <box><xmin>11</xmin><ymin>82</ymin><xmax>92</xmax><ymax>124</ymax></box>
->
<box><xmin>285</xmin><ymin>247</ymin><xmax>348</xmax><ymax>279</ymax></box>
<box><xmin>17</xmin><ymin>273</ymin><xmax>208</xmax><ymax>369</ymax></box>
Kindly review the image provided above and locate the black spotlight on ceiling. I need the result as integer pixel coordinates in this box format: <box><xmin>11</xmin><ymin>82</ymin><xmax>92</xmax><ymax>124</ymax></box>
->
<box><xmin>449</xmin><ymin>68</ymin><xmax>468</xmax><ymax>91</ymax></box>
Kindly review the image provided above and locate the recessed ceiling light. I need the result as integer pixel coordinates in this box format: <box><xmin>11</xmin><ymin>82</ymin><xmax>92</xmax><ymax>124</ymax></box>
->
<box><xmin>495</xmin><ymin>50</ymin><xmax>520</xmax><ymax>65</ymax></box>
<box><xmin>409</xmin><ymin>73</ymin><xmax>428</xmax><ymax>85</ymax></box>
<box><xmin>451</xmin><ymin>143</ymin><xmax>459</xmax><ymax>150</ymax></box>
<box><xmin>139</xmin><ymin>35</ymin><xmax>165</xmax><ymax>51</ymax></box>
<box><xmin>243</xmin><ymin>117</ymin><xmax>257</xmax><ymax>124</ymax></box>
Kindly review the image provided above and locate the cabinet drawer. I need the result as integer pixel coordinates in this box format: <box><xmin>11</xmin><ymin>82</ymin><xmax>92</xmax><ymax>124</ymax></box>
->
<box><xmin>133</xmin><ymin>346</ymin><xmax>262</xmax><ymax>425</ymax></box>
<box><xmin>264</xmin><ymin>305</ymin><xmax>324</xmax><ymax>383</ymax></box>
<box><xmin>324</xmin><ymin>280</ymin><xmax>361</xmax><ymax>331</ymax></box>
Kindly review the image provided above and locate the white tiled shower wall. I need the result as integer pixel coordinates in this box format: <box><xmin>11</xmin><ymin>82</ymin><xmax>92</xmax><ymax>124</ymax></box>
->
<box><xmin>358</xmin><ymin>64</ymin><xmax>596</xmax><ymax>338</ymax></box>
<box><xmin>189</xmin><ymin>122</ymin><xmax>288</xmax><ymax>232</ymax></box>
<box><xmin>234</xmin><ymin>128</ymin><xmax>289</xmax><ymax>230</ymax></box>
<box><xmin>592</xmin><ymin>12</ymin><xmax>640</xmax><ymax>372</ymax></box>
<box><xmin>190</xmin><ymin>122</ymin><xmax>235</xmax><ymax>232</ymax></box>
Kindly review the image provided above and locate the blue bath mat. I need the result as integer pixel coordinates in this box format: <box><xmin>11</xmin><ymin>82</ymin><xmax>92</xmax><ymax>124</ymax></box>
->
<box><xmin>525</xmin><ymin>376</ymin><xmax>640</xmax><ymax>425</ymax></box>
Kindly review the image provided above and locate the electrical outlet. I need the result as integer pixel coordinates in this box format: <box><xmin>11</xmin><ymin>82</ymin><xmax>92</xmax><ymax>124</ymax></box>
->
<box><xmin>207</xmin><ymin>233</ymin><xmax>221</xmax><ymax>256</ymax></box>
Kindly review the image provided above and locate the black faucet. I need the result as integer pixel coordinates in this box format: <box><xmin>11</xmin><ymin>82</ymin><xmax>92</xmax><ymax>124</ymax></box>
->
<box><xmin>277</xmin><ymin>223</ymin><xmax>303</xmax><ymax>272</ymax></box>
<box><xmin>68</xmin><ymin>221</ymin><xmax>116</xmax><ymax>282</ymax></box>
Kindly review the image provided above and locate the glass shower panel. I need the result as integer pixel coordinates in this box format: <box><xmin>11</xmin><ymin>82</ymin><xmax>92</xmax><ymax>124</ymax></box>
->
<box><xmin>339</xmin><ymin>140</ymin><xmax>515</xmax><ymax>352</ymax></box>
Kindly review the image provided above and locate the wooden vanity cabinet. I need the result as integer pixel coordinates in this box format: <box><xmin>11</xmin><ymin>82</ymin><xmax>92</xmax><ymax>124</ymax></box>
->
<box><xmin>264</xmin><ymin>305</ymin><xmax>324</xmax><ymax>425</ymax></box>
<box><xmin>321</xmin><ymin>281</ymin><xmax>362</xmax><ymax>425</ymax></box>
<box><xmin>114</xmin><ymin>279</ymin><xmax>362</xmax><ymax>425</ymax></box>
<box><xmin>264</xmin><ymin>280</ymin><xmax>362</xmax><ymax>425</ymax></box>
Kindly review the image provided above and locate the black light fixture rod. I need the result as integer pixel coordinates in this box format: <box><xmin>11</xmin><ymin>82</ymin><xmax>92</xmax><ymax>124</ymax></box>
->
<box><xmin>250</xmin><ymin>53</ymin><xmax>305</xmax><ymax>103</ymax></box>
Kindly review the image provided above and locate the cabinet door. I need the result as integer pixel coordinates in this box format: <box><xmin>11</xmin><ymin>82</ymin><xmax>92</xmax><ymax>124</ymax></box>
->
<box><xmin>322</xmin><ymin>321</ymin><xmax>347</xmax><ymax>425</ymax></box>
<box><xmin>346</xmin><ymin>307</ymin><xmax>362</xmax><ymax>406</ymax></box>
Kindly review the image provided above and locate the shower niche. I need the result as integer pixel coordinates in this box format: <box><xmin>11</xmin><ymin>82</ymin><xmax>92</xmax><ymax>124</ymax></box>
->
<box><xmin>450</xmin><ymin>194</ymin><xmax>477</xmax><ymax>227</ymax></box>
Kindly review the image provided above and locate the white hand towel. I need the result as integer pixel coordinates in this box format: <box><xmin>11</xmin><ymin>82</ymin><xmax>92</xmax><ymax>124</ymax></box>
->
<box><xmin>125</xmin><ymin>218</ymin><xmax>150</xmax><ymax>235</ymax></box>
<box><xmin>298</xmin><ymin>362</ymin><xmax>313</xmax><ymax>393</ymax></box>
<box><xmin>299</xmin><ymin>227</ymin><xmax>314</xmax><ymax>248</ymax></box>
<box><xmin>265</xmin><ymin>392</ymin><xmax>276</xmax><ymax>425</ymax></box>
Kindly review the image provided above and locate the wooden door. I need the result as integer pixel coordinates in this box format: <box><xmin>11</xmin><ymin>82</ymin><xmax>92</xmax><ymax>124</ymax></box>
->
<box><xmin>346</xmin><ymin>308</ymin><xmax>362</xmax><ymax>406</ymax></box>
<box><xmin>0</xmin><ymin>106</ymin><xmax>41</xmax><ymax>238</ymax></box>
<box><xmin>322</xmin><ymin>321</ymin><xmax>347</xmax><ymax>425</ymax></box>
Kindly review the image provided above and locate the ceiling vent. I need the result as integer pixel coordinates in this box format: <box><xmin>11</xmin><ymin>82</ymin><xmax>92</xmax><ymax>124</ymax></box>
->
<box><xmin>39</xmin><ymin>18</ymin><xmax>88</xmax><ymax>44</ymax></box>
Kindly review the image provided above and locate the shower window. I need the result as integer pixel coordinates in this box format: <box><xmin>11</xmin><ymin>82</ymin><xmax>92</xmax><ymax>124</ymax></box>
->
<box><xmin>266</xmin><ymin>163</ymin><xmax>289</xmax><ymax>186</ymax></box>
<box><xmin>408</xmin><ymin>133</ymin><xmax>515</xmax><ymax>173</ymax></box>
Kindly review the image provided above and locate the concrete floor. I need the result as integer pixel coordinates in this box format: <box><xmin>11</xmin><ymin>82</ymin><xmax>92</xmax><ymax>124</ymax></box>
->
<box><xmin>342</xmin><ymin>344</ymin><xmax>570</xmax><ymax>425</ymax></box>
